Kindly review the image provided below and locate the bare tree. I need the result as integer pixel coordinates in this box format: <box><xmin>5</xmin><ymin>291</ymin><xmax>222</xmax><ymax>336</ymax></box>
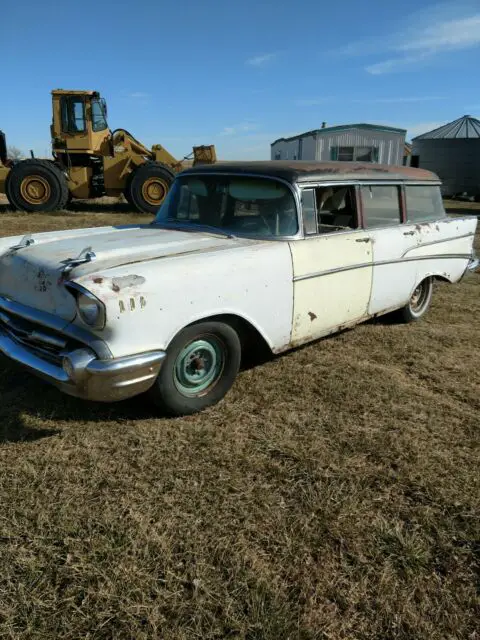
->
<box><xmin>7</xmin><ymin>146</ymin><xmax>25</xmax><ymax>161</ymax></box>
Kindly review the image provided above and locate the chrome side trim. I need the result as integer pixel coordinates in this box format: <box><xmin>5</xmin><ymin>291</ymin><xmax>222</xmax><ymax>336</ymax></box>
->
<box><xmin>294</xmin><ymin>254</ymin><xmax>472</xmax><ymax>282</ymax></box>
<box><xmin>298</xmin><ymin>179</ymin><xmax>442</xmax><ymax>188</ymax></box>
<box><xmin>401</xmin><ymin>232</ymin><xmax>475</xmax><ymax>256</ymax></box>
<box><xmin>0</xmin><ymin>295</ymin><xmax>112</xmax><ymax>359</ymax></box>
<box><xmin>295</xmin><ymin>262</ymin><xmax>372</xmax><ymax>281</ymax></box>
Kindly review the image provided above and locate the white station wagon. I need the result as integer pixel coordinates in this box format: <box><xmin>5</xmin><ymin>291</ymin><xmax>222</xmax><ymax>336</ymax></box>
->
<box><xmin>0</xmin><ymin>161</ymin><xmax>478</xmax><ymax>415</ymax></box>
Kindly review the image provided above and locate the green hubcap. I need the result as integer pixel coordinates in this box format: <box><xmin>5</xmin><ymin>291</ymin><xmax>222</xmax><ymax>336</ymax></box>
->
<box><xmin>174</xmin><ymin>338</ymin><xmax>225</xmax><ymax>397</ymax></box>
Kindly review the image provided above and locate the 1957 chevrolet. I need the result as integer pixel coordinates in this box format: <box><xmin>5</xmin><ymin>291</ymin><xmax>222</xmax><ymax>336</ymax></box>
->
<box><xmin>0</xmin><ymin>161</ymin><xmax>477</xmax><ymax>415</ymax></box>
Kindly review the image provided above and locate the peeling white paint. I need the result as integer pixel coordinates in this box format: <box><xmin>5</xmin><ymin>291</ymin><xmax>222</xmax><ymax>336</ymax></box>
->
<box><xmin>290</xmin><ymin>231</ymin><xmax>373</xmax><ymax>343</ymax></box>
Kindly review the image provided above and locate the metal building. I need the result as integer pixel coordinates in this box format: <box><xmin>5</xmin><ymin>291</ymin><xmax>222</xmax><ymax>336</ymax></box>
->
<box><xmin>271</xmin><ymin>123</ymin><xmax>406</xmax><ymax>165</ymax></box>
<box><xmin>411</xmin><ymin>115</ymin><xmax>480</xmax><ymax>199</ymax></box>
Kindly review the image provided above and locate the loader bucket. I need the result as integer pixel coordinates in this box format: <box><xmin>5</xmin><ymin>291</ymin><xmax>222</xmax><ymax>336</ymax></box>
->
<box><xmin>192</xmin><ymin>145</ymin><xmax>217</xmax><ymax>165</ymax></box>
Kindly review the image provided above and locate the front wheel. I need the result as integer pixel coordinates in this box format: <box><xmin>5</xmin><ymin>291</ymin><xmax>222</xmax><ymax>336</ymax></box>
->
<box><xmin>5</xmin><ymin>159</ymin><xmax>69</xmax><ymax>212</ymax></box>
<box><xmin>148</xmin><ymin>321</ymin><xmax>242</xmax><ymax>416</ymax></box>
<box><xmin>126</xmin><ymin>162</ymin><xmax>175</xmax><ymax>214</ymax></box>
<box><xmin>396</xmin><ymin>277</ymin><xmax>433</xmax><ymax>323</ymax></box>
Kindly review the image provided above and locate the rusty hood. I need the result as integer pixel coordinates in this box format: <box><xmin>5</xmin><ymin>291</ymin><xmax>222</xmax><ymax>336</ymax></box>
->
<box><xmin>0</xmin><ymin>224</ymin><xmax>239</xmax><ymax>320</ymax></box>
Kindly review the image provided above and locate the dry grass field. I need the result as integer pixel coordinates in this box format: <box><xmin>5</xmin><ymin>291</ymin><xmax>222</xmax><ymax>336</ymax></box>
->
<box><xmin>0</xmin><ymin>197</ymin><xmax>479</xmax><ymax>639</ymax></box>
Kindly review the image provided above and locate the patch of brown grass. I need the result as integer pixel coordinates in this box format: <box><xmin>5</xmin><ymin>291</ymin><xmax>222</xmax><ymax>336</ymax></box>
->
<box><xmin>0</xmin><ymin>203</ymin><xmax>479</xmax><ymax>638</ymax></box>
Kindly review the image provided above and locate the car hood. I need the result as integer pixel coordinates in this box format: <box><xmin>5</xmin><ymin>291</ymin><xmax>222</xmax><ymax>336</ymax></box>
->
<box><xmin>0</xmin><ymin>224</ymin><xmax>243</xmax><ymax>321</ymax></box>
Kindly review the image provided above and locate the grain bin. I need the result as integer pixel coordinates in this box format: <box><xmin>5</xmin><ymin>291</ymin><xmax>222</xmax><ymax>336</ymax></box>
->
<box><xmin>411</xmin><ymin>115</ymin><xmax>480</xmax><ymax>200</ymax></box>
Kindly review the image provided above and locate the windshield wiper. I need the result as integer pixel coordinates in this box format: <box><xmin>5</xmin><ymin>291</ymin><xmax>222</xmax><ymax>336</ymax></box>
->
<box><xmin>151</xmin><ymin>220</ymin><xmax>236</xmax><ymax>239</ymax></box>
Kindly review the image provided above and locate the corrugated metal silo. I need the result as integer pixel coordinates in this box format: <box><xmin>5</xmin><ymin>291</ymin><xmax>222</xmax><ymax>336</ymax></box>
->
<box><xmin>411</xmin><ymin>115</ymin><xmax>480</xmax><ymax>199</ymax></box>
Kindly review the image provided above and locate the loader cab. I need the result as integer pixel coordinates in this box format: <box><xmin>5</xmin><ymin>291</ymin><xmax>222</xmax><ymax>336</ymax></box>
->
<box><xmin>51</xmin><ymin>89</ymin><xmax>111</xmax><ymax>157</ymax></box>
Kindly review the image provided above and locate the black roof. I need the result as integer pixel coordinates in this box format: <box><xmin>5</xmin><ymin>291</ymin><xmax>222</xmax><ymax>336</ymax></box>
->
<box><xmin>180</xmin><ymin>160</ymin><xmax>439</xmax><ymax>183</ymax></box>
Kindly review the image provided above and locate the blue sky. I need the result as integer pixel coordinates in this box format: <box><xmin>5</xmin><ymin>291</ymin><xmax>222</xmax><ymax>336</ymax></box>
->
<box><xmin>2</xmin><ymin>0</ymin><xmax>480</xmax><ymax>159</ymax></box>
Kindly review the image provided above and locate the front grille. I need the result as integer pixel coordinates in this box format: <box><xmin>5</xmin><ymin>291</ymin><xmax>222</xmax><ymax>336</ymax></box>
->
<box><xmin>0</xmin><ymin>309</ymin><xmax>82</xmax><ymax>365</ymax></box>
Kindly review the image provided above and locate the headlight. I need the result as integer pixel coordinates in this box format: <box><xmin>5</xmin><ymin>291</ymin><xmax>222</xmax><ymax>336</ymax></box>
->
<box><xmin>77</xmin><ymin>291</ymin><xmax>105</xmax><ymax>329</ymax></box>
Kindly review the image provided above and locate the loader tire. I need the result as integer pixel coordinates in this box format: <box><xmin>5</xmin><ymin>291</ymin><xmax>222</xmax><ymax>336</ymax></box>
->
<box><xmin>123</xmin><ymin>188</ymin><xmax>134</xmax><ymax>208</ymax></box>
<box><xmin>6</xmin><ymin>159</ymin><xmax>69</xmax><ymax>213</ymax></box>
<box><xmin>127</xmin><ymin>162</ymin><xmax>175</xmax><ymax>214</ymax></box>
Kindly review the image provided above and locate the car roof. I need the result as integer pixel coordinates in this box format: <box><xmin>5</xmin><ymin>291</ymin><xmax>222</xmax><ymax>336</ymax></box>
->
<box><xmin>180</xmin><ymin>160</ymin><xmax>440</xmax><ymax>183</ymax></box>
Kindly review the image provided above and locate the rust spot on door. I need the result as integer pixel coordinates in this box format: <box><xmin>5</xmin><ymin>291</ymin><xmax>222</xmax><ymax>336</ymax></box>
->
<box><xmin>308</xmin><ymin>311</ymin><xmax>317</xmax><ymax>321</ymax></box>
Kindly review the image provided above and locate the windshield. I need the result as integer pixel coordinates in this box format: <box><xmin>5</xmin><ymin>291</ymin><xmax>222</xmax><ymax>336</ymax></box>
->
<box><xmin>154</xmin><ymin>175</ymin><xmax>298</xmax><ymax>237</ymax></box>
<box><xmin>91</xmin><ymin>98</ymin><xmax>108</xmax><ymax>132</ymax></box>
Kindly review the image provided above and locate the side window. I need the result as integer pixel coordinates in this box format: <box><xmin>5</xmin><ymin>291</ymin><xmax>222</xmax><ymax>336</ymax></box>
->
<box><xmin>338</xmin><ymin>146</ymin><xmax>354</xmax><ymax>161</ymax></box>
<box><xmin>61</xmin><ymin>96</ymin><xmax>86</xmax><ymax>133</ymax></box>
<box><xmin>356</xmin><ymin>146</ymin><xmax>379</xmax><ymax>162</ymax></box>
<box><xmin>316</xmin><ymin>185</ymin><xmax>358</xmax><ymax>231</ymax></box>
<box><xmin>177</xmin><ymin>185</ymin><xmax>199</xmax><ymax>219</ymax></box>
<box><xmin>405</xmin><ymin>185</ymin><xmax>445</xmax><ymax>222</ymax></box>
<box><xmin>361</xmin><ymin>185</ymin><xmax>402</xmax><ymax>228</ymax></box>
<box><xmin>91</xmin><ymin>99</ymin><xmax>108</xmax><ymax>132</ymax></box>
<box><xmin>331</xmin><ymin>146</ymin><xmax>379</xmax><ymax>162</ymax></box>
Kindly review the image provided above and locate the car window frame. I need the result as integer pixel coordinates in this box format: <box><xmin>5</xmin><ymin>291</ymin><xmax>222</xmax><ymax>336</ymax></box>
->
<box><xmin>359</xmin><ymin>183</ymin><xmax>404</xmax><ymax>230</ymax></box>
<box><xmin>404</xmin><ymin>183</ymin><xmax>448</xmax><ymax>224</ymax></box>
<box><xmin>154</xmin><ymin>171</ymin><xmax>304</xmax><ymax>242</ymax></box>
<box><xmin>298</xmin><ymin>181</ymin><xmax>364</xmax><ymax>239</ymax></box>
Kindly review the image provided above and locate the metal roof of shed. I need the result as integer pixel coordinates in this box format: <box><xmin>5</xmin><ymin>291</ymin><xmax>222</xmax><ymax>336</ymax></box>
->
<box><xmin>412</xmin><ymin>115</ymin><xmax>480</xmax><ymax>140</ymax></box>
<box><xmin>271</xmin><ymin>123</ymin><xmax>406</xmax><ymax>146</ymax></box>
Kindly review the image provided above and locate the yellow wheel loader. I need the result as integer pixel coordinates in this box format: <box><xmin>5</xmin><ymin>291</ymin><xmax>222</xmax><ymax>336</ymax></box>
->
<box><xmin>1</xmin><ymin>90</ymin><xmax>216</xmax><ymax>214</ymax></box>
<box><xmin>0</xmin><ymin>130</ymin><xmax>13</xmax><ymax>195</ymax></box>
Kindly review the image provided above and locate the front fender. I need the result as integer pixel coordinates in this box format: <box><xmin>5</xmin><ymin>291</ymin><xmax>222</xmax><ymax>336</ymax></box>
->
<box><xmin>71</xmin><ymin>242</ymin><xmax>294</xmax><ymax>359</ymax></box>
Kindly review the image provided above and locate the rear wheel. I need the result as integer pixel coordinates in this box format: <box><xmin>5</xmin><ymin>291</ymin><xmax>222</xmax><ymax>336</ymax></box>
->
<box><xmin>396</xmin><ymin>277</ymin><xmax>433</xmax><ymax>323</ymax></box>
<box><xmin>5</xmin><ymin>159</ymin><xmax>69</xmax><ymax>212</ymax></box>
<box><xmin>148</xmin><ymin>321</ymin><xmax>241</xmax><ymax>416</ymax></box>
<box><xmin>127</xmin><ymin>162</ymin><xmax>175</xmax><ymax>214</ymax></box>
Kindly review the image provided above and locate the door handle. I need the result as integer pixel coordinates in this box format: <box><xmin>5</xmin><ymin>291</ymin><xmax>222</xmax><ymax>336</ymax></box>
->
<box><xmin>403</xmin><ymin>230</ymin><xmax>415</xmax><ymax>236</ymax></box>
<box><xmin>356</xmin><ymin>237</ymin><xmax>370</xmax><ymax>243</ymax></box>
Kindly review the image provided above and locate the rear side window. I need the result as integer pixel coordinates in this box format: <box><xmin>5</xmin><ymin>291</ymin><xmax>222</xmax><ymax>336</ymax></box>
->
<box><xmin>405</xmin><ymin>186</ymin><xmax>445</xmax><ymax>222</ymax></box>
<box><xmin>361</xmin><ymin>185</ymin><xmax>402</xmax><ymax>228</ymax></box>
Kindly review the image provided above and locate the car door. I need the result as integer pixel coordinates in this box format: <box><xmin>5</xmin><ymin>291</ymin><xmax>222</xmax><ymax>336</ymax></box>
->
<box><xmin>289</xmin><ymin>185</ymin><xmax>373</xmax><ymax>345</ymax></box>
<box><xmin>402</xmin><ymin>184</ymin><xmax>476</xmax><ymax>283</ymax></box>
<box><xmin>360</xmin><ymin>184</ymin><xmax>418</xmax><ymax>315</ymax></box>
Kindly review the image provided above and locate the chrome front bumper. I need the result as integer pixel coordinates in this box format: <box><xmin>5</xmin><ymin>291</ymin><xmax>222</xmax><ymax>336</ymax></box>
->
<box><xmin>0</xmin><ymin>327</ymin><xmax>166</xmax><ymax>402</ymax></box>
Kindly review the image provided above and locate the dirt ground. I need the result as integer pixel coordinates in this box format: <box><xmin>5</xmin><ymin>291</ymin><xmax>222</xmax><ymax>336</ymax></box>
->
<box><xmin>0</xmin><ymin>198</ymin><xmax>479</xmax><ymax>639</ymax></box>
